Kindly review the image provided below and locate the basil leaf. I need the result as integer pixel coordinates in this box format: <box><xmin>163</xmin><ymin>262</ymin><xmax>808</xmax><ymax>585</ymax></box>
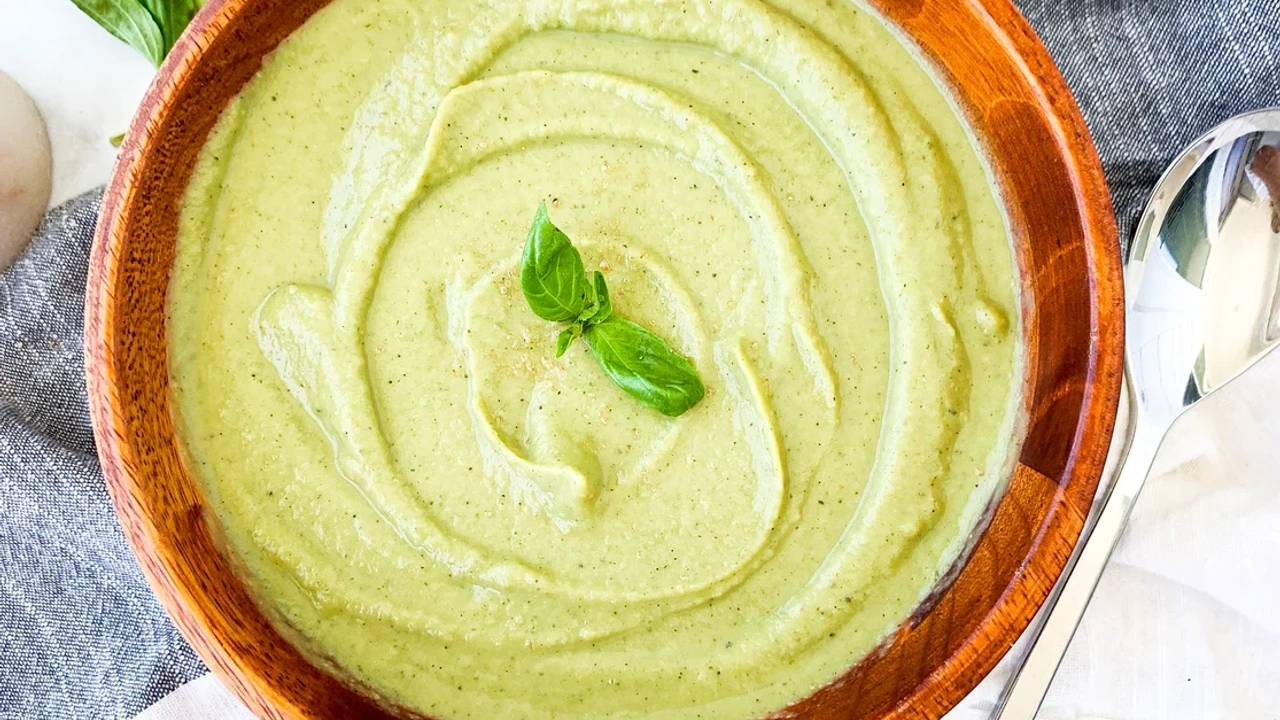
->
<box><xmin>584</xmin><ymin>317</ymin><xmax>705</xmax><ymax>417</ymax></box>
<box><xmin>582</xmin><ymin>271</ymin><xmax>612</xmax><ymax>325</ymax></box>
<box><xmin>520</xmin><ymin>204</ymin><xmax>588</xmax><ymax>322</ymax></box>
<box><xmin>139</xmin><ymin>0</ymin><xmax>204</xmax><ymax>53</ymax></box>
<box><xmin>577</xmin><ymin>275</ymin><xmax>599</xmax><ymax>323</ymax></box>
<box><xmin>555</xmin><ymin>325</ymin><xmax>581</xmax><ymax>358</ymax></box>
<box><xmin>70</xmin><ymin>0</ymin><xmax>166</xmax><ymax>66</ymax></box>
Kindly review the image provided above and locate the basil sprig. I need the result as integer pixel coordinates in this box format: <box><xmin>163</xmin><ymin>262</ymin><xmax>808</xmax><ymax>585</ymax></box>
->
<box><xmin>71</xmin><ymin>0</ymin><xmax>205</xmax><ymax>67</ymax></box>
<box><xmin>520</xmin><ymin>204</ymin><xmax>705</xmax><ymax>417</ymax></box>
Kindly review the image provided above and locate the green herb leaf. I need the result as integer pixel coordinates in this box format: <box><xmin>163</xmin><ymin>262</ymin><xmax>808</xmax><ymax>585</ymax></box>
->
<box><xmin>108</xmin><ymin>132</ymin><xmax>126</xmax><ymax>148</ymax></box>
<box><xmin>584</xmin><ymin>317</ymin><xmax>705</xmax><ymax>417</ymax></box>
<box><xmin>520</xmin><ymin>203</ymin><xmax>588</xmax><ymax>322</ymax></box>
<box><xmin>582</xmin><ymin>271</ymin><xmax>612</xmax><ymax>325</ymax></box>
<box><xmin>577</xmin><ymin>276</ymin><xmax>600</xmax><ymax>323</ymax></box>
<box><xmin>555</xmin><ymin>325</ymin><xmax>581</xmax><ymax>358</ymax></box>
<box><xmin>70</xmin><ymin>0</ymin><xmax>166</xmax><ymax>66</ymax></box>
<box><xmin>139</xmin><ymin>0</ymin><xmax>205</xmax><ymax>55</ymax></box>
<box><xmin>71</xmin><ymin>0</ymin><xmax>206</xmax><ymax>67</ymax></box>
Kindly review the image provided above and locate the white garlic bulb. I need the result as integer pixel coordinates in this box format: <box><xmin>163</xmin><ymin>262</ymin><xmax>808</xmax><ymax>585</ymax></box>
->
<box><xmin>0</xmin><ymin>71</ymin><xmax>53</xmax><ymax>272</ymax></box>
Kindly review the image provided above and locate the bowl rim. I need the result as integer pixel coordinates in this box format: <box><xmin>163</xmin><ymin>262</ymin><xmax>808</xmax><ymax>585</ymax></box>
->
<box><xmin>845</xmin><ymin>0</ymin><xmax>1124</xmax><ymax>716</ymax></box>
<box><xmin>85</xmin><ymin>0</ymin><xmax>1123</xmax><ymax>717</ymax></box>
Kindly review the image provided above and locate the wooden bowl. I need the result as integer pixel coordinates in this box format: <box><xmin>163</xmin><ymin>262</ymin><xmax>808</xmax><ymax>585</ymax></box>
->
<box><xmin>85</xmin><ymin>0</ymin><xmax>1123</xmax><ymax>717</ymax></box>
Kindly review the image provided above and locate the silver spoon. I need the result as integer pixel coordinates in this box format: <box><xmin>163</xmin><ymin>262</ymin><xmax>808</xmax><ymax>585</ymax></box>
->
<box><xmin>994</xmin><ymin>107</ymin><xmax>1280</xmax><ymax>719</ymax></box>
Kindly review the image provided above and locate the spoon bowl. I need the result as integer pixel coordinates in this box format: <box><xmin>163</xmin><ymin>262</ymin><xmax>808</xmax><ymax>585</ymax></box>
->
<box><xmin>1130</xmin><ymin>108</ymin><xmax>1280</xmax><ymax>422</ymax></box>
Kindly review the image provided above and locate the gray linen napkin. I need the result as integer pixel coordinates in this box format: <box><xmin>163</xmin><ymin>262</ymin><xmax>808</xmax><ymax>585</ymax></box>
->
<box><xmin>2</xmin><ymin>2</ymin><xmax>1278</xmax><ymax>718</ymax></box>
<box><xmin>0</xmin><ymin>193</ymin><xmax>204</xmax><ymax>719</ymax></box>
<box><xmin>1023</xmin><ymin>0</ymin><xmax>1280</xmax><ymax>249</ymax></box>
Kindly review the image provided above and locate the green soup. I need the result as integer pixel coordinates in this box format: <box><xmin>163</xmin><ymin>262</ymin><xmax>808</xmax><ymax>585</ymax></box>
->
<box><xmin>169</xmin><ymin>0</ymin><xmax>1022</xmax><ymax>717</ymax></box>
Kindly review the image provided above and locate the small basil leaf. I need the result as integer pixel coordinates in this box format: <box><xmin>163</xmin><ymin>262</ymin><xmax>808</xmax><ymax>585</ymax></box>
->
<box><xmin>555</xmin><ymin>325</ymin><xmax>581</xmax><ymax>358</ymax></box>
<box><xmin>577</xmin><ymin>274</ymin><xmax>600</xmax><ymax>323</ymax></box>
<box><xmin>582</xmin><ymin>271</ymin><xmax>612</xmax><ymax>325</ymax></box>
<box><xmin>583</xmin><ymin>317</ymin><xmax>705</xmax><ymax>417</ymax></box>
<box><xmin>71</xmin><ymin>0</ymin><xmax>166</xmax><ymax>66</ymax></box>
<box><xmin>521</xmin><ymin>204</ymin><xmax>588</xmax><ymax>322</ymax></box>
<box><xmin>140</xmin><ymin>0</ymin><xmax>204</xmax><ymax>54</ymax></box>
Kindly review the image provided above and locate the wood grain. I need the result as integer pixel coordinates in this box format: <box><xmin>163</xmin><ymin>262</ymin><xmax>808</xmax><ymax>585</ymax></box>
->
<box><xmin>83</xmin><ymin>0</ymin><xmax>1123</xmax><ymax>718</ymax></box>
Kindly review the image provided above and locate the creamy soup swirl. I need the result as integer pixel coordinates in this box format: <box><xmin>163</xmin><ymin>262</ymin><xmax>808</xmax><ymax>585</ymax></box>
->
<box><xmin>170</xmin><ymin>0</ymin><xmax>1022</xmax><ymax>716</ymax></box>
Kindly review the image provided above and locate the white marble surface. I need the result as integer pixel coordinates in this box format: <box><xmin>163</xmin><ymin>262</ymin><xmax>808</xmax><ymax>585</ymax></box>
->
<box><xmin>0</xmin><ymin>0</ymin><xmax>154</xmax><ymax>208</ymax></box>
<box><xmin>3</xmin><ymin>2</ymin><xmax>1277</xmax><ymax>719</ymax></box>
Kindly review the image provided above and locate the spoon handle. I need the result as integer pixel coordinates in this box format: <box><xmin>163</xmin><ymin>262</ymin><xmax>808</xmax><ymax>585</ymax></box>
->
<box><xmin>993</xmin><ymin>412</ymin><xmax>1167</xmax><ymax>719</ymax></box>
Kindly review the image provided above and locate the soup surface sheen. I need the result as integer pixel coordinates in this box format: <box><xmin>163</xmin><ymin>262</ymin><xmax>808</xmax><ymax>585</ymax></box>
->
<box><xmin>170</xmin><ymin>0</ymin><xmax>1022</xmax><ymax>717</ymax></box>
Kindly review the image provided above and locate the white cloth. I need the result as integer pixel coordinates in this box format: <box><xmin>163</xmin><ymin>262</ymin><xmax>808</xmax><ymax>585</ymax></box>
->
<box><xmin>131</xmin><ymin>677</ymin><xmax>254</xmax><ymax>720</ymax></box>
<box><xmin>945</xmin><ymin>355</ymin><xmax>1280</xmax><ymax>720</ymax></box>
<box><xmin>2</xmin><ymin>1</ymin><xmax>1276</xmax><ymax>718</ymax></box>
